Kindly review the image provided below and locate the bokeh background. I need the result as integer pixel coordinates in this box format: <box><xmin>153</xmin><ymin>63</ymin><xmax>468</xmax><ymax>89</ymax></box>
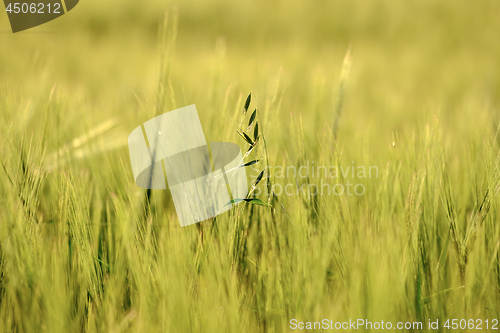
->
<box><xmin>2</xmin><ymin>0</ymin><xmax>499</xmax><ymax>145</ymax></box>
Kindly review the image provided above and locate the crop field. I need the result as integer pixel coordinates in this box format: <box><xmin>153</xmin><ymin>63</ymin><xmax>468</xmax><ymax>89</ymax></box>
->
<box><xmin>1</xmin><ymin>0</ymin><xmax>500</xmax><ymax>332</ymax></box>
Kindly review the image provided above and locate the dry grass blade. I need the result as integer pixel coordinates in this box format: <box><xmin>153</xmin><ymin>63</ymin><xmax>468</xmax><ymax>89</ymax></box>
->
<box><xmin>45</xmin><ymin>117</ymin><xmax>121</xmax><ymax>169</ymax></box>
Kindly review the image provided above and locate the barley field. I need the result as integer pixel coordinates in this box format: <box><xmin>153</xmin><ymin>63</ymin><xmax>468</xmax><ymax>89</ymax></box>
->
<box><xmin>1</xmin><ymin>0</ymin><xmax>500</xmax><ymax>332</ymax></box>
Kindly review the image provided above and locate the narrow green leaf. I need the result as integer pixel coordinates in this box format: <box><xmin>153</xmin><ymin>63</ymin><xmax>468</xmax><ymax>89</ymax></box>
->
<box><xmin>253</xmin><ymin>122</ymin><xmax>259</xmax><ymax>140</ymax></box>
<box><xmin>238</xmin><ymin>159</ymin><xmax>260</xmax><ymax>168</ymax></box>
<box><xmin>247</xmin><ymin>109</ymin><xmax>257</xmax><ymax>130</ymax></box>
<box><xmin>254</xmin><ymin>170</ymin><xmax>265</xmax><ymax>186</ymax></box>
<box><xmin>237</xmin><ymin>130</ymin><xmax>254</xmax><ymax>145</ymax></box>
<box><xmin>225</xmin><ymin>198</ymin><xmax>270</xmax><ymax>207</ymax></box>
<box><xmin>243</xmin><ymin>93</ymin><xmax>251</xmax><ymax>114</ymax></box>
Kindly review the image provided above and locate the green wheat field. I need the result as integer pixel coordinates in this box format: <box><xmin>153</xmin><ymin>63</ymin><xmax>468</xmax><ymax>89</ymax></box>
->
<box><xmin>1</xmin><ymin>0</ymin><xmax>500</xmax><ymax>332</ymax></box>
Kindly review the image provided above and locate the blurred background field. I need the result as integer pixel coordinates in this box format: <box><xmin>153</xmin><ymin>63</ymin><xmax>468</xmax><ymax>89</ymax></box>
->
<box><xmin>1</xmin><ymin>0</ymin><xmax>500</xmax><ymax>332</ymax></box>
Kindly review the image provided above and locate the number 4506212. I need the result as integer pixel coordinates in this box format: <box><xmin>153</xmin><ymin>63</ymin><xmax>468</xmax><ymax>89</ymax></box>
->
<box><xmin>5</xmin><ymin>3</ymin><xmax>61</xmax><ymax>14</ymax></box>
<box><xmin>444</xmin><ymin>319</ymin><xmax>498</xmax><ymax>330</ymax></box>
